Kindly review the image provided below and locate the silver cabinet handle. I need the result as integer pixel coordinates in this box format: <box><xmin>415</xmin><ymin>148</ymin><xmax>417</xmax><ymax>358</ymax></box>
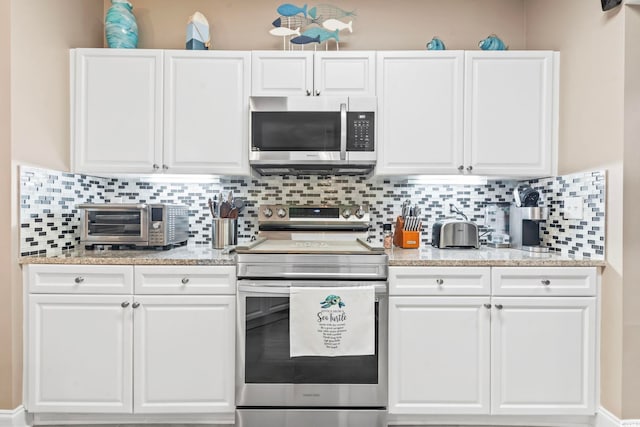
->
<box><xmin>436</xmin><ymin>279</ymin><xmax>444</xmax><ymax>285</ymax></box>
<box><xmin>74</xmin><ymin>276</ymin><xmax>84</xmax><ymax>284</ymax></box>
<box><xmin>495</xmin><ymin>304</ymin><xmax>503</xmax><ymax>310</ymax></box>
<box><xmin>484</xmin><ymin>303</ymin><xmax>492</xmax><ymax>309</ymax></box>
<box><xmin>458</xmin><ymin>165</ymin><xmax>464</xmax><ymax>171</ymax></box>
<box><xmin>541</xmin><ymin>279</ymin><xmax>551</xmax><ymax>286</ymax></box>
<box><xmin>162</xmin><ymin>164</ymin><xmax>168</xmax><ymax>170</ymax></box>
<box><xmin>153</xmin><ymin>164</ymin><xmax>160</xmax><ymax>170</ymax></box>
<box><xmin>315</xmin><ymin>89</ymin><xmax>321</xmax><ymax>96</ymax></box>
<box><xmin>466</xmin><ymin>165</ymin><xmax>473</xmax><ymax>172</ymax></box>
<box><xmin>132</xmin><ymin>302</ymin><xmax>140</xmax><ymax>309</ymax></box>
<box><xmin>306</xmin><ymin>90</ymin><xmax>311</xmax><ymax>96</ymax></box>
<box><xmin>181</xmin><ymin>277</ymin><xmax>189</xmax><ymax>285</ymax></box>
<box><xmin>121</xmin><ymin>301</ymin><xmax>130</xmax><ymax>308</ymax></box>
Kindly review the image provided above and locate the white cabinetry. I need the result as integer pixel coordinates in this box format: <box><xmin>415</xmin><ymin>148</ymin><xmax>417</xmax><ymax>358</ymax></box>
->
<box><xmin>251</xmin><ymin>51</ymin><xmax>375</xmax><ymax>97</ymax></box>
<box><xmin>388</xmin><ymin>266</ymin><xmax>597</xmax><ymax>417</ymax></box>
<box><xmin>376</xmin><ymin>51</ymin><xmax>558</xmax><ymax>177</ymax></box>
<box><xmin>72</xmin><ymin>49</ymin><xmax>250</xmax><ymax>175</ymax></box>
<box><xmin>24</xmin><ymin>264</ymin><xmax>236</xmax><ymax>418</ymax></box>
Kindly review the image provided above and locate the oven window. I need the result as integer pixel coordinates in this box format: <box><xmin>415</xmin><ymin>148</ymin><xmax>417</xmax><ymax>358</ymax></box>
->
<box><xmin>245</xmin><ymin>296</ymin><xmax>379</xmax><ymax>384</ymax></box>
<box><xmin>251</xmin><ymin>112</ymin><xmax>341</xmax><ymax>152</ymax></box>
<box><xmin>87</xmin><ymin>211</ymin><xmax>142</xmax><ymax>236</ymax></box>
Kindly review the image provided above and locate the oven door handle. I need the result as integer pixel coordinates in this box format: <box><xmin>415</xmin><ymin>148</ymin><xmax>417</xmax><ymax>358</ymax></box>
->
<box><xmin>238</xmin><ymin>282</ymin><xmax>388</xmax><ymax>294</ymax></box>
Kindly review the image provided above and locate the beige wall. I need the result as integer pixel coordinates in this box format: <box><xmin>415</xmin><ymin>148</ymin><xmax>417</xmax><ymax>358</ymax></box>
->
<box><xmin>622</xmin><ymin>6</ymin><xmax>640</xmax><ymax>420</ymax></box>
<box><xmin>525</xmin><ymin>0</ymin><xmax>626</xmax><ymax>418</ymax></box>
<box><xmin>117</xmin><ymin>0</ymin><xmax>526</xmax><ymax>51</ymax></box>
<box><xmin>0</xmin><ymin>0</ymin><xmax>13</xmax><ymax>410</ymax></box>
<box><xmin>1</xmin><ymin>0</ymin><xmax>104</xmax><ymax>410</ymax></box>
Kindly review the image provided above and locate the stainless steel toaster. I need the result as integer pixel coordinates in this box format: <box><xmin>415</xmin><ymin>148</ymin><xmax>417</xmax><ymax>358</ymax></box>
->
<box><xmin>431</xmin><ymin>220</ymin><xmax>480</xmax><ymax>249</ymax></box>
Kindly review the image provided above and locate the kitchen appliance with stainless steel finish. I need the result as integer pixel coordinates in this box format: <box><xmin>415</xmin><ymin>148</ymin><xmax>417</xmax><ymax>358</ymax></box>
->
<box><xmin>510</xmin><ymin>206</ymin><xmax>550</xmax><ymax>253</ymax></box>
<box><xmin>235</xmin><ymin>205</ymin><xmax>387</xmax><ymax>427</ymax></box>
<box><xmin>249</xmin><ymin>96</ymin><xmax>376</xmax><ymax>175</ymax></box>
<box><xmin>431</xmin><ymin>219</ymin><xmax>480</xmax><ymax>249</ymax></box>
<box><xmin>78</xmin><ymin>203</ymin><xmax>189</xmax><ymax>249</ymax></box>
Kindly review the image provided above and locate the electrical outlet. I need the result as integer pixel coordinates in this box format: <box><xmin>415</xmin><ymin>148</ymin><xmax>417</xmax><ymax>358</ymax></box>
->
<box><xmin>564</xmin><ymin>196</ymin><xmax>583</xmax><ymax>220</ymax></box>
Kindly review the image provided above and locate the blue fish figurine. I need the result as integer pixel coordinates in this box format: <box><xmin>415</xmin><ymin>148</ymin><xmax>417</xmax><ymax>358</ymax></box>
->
<box><xmin>272</xmin><ymin>15</ymin><xmax>319</xmax><ymax>28</ymax></box>
<box><xmin>320</xmin><ymin>295</ymin><xmax>345</xmax><ymax>309</ymax></box>
<box><xmin>479</xmin><ymin>34</ymin><xmax>507</xmax><ymax>50</ymax></box>
<box><xmin>309</xmin><ymin>4</ymin><xmax>356</xmax><ymax>20</ymax></box>
<box><xmin>290</xmin><ymin>34</ymin><xmax>321</xmax><ymax>45</ymax></box>
<box><xmin>302</xmin><ymin>27</ymin><xmax>339</xmax><ymax>43</ymax></box>
<box><xmin>426</xmin><ymin>36</ymin><xmax>446</xmax><ymax>50</ymax></box>
<box><xmin>277</xmin><ymin>3</ymin><xmax>307</xmax><ymax>17</ymax></box>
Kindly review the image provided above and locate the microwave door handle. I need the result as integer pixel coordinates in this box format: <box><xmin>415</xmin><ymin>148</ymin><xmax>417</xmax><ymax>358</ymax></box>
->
<box><xmin>340</xmin><ymin>103</ymin><xmax>347</xmax><ymax>161</ymax></box>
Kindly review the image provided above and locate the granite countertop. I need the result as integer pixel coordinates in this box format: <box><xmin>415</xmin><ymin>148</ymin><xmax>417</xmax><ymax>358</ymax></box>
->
<box><xmin>19</xmin><ymin>244</ymin><xmax>236</xmax><ymax>266</ymax></box>
<box><xmin>387</xmin><ymin>246</ymin><xmax>606</xmax><ymax>267</ymax></box>
<box><xmin>19</xmin><ymin>244</ymin><xmax>606</xmax><ymax>268</ymax></box>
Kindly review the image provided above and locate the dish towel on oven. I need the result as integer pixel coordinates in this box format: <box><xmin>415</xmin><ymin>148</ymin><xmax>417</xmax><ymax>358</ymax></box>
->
<box><xmin>290</xmin><ymin>286</ymin><xmax>375</xmax><ymax>357</ymax></box>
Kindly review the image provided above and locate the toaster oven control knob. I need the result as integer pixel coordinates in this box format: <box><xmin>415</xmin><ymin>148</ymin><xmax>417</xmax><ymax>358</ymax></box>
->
<box><xmin>277</xmin><ymin>208</ymin><xmax>287</xmax><ymax>218</ymax></box>
<box><xmin>355</xmin><ymin>206</ymin><xmax>365</xmax><ymax>219</ymax></box>
<box><xmin>262</xmin><ymin>207</ymin><xmax>273</xmax><ymax>218</ymax></box>
<box><xmin>342</xmin><ymin>208</ymin><xmax>352</xmax><ymax>219</ymax></box>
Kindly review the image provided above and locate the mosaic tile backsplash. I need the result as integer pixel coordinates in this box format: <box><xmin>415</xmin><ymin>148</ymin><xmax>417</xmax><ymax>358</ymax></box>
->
<box><xmin>19</xmin><ymin>166</ymin><xmax>606</xmax><ymax>259</ymax></box>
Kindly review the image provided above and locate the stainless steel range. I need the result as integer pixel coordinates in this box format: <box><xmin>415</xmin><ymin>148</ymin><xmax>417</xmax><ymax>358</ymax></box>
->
<box><xmin>235</xmin><ymin>205</ymin><xmax>388</xmax><ymax>427</ymax></box>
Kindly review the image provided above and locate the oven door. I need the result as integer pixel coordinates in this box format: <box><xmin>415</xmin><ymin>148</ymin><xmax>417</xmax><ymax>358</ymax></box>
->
<box><xmin>80</xmin><ymin>204</ymin><xmax>149</xmax><ymax>244</ymax></box>
<box><xmin>236</xmin><ymin>280</ymin><xmax>388</xmax><ymax>408</ymax></box>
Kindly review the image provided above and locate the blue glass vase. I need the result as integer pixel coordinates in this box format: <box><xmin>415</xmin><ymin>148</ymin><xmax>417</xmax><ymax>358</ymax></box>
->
<box><xmin>105</xmin><ymin>0</ymin><xmax>138</xmax><ymax>48</ymax></box>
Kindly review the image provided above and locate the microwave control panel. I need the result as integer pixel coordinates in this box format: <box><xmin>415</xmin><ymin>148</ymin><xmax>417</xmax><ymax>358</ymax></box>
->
<box><xmin>347</xmin><ymin>112</ymin><xmax>374</xmax><ymax>151</ymax></box>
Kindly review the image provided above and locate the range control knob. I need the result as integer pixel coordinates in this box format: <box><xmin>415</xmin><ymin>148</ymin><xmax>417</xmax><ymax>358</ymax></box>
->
<box><xmin>277</xmin><ymin>208</ymin><xmax>287</xmax><ymax>218</ymax></box>
<box><xmin>262</xmin><ymin>207</ymin><xmax>273</xmax><ymax>218</ymax></box>
<box><xmin>355</xmin><ymin>206</ymin><xmax>365</xmax><ymax>219</ymax></box>
<box><xmin>342</xmin><ymin>208</ymin><xmax>352</xmax><ymax>219</ymax></box>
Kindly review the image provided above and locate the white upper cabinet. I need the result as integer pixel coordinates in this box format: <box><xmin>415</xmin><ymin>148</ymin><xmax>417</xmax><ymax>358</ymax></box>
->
<box><xmin>252</xmin><ymin>51</ymin><xmax>375</xmax><ymax>97</ymax></box>
<box><xmin>72</xmin><ymin>49</ymin><xmax>163</xmax><ymax>174</ymax></box>
<box><xmin>72</xmin><ymin>49</ymin><xmax>251</xmax><ymax>176</ymax></box>
<box><xmin>464</xmin><ymin>51</ymin><xmax>556</xmax><ymax>177</ymax></box>
<box><xmin>163</xmin><ymin>51</ymin><xmax>250</xmax><ymax>175</ymax></box>
<box><xmin>376</xmin><ymin>51</ymin><xmax>464</xmax><ymax>175</ymax></box>
<box><xmin>376</xmin><ymin>50</ymin><xmax>558</xmax><ymax>178</ymax></box>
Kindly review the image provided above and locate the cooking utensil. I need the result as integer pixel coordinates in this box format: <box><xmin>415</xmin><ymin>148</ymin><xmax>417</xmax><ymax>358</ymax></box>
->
<box><xmin>208</xmin><ymin>198</ymin><xmax>216</xmax><ymax>218</ymax></box>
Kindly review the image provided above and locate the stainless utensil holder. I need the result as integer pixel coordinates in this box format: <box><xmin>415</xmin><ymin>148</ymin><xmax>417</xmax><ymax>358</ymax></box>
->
<box><xmin>212</xmin><ymin>218</ymin><xmax>238</xmax><ymax>249</ymax></box>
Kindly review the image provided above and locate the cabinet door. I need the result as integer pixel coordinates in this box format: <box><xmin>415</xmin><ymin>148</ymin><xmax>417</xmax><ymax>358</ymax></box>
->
<box><xmin>314</xmin><ymin>51</ymin><xmax>375</xmax><ymax>96</ymax></box>
<box><xmin>27</xmin><ymin>294</ymin><xmax>133</xmax><ymax>413</ymax></box>
<box><xmin>251</xmin><ymin>51</ymin><xmax>313</xmax><ymax>96</ymax></box>
<box><xmin>388</xmin><ymin>296</ymin><xmax>490</xmax><ymax>414</ymax></box>
<box><xmin>491</xmin><ymin>297</ymin><xmax>596</xmax><ymax>415</ymax></box>
<box><xmin>164</xmin><ymin>51</ymin><xmax>250</xmax><ymax>175</ymax></box>
<box><xmin>133</xmin><ymin>295</ymin><xmax>235</xmax><ymax>413</ymax></box>
<box><xmin>464</xmin><ymin>51</ymin><xmax>556</xmax><ymax>177</ymax></box>
<box><xmin>73</xmin><ymin>49</ymin><xmax>163</xmax><ymax>174</ymax></box>
<box><xmin>376</xmin><ymin>51</ymin><xmax>464</xmax><ymax>175</ymax></box>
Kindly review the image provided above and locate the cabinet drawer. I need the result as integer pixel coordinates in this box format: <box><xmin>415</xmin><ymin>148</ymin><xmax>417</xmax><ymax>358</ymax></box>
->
<box><xmin>389</xmin><ymin>267</ymin><xmax>491</xmax><ymax>296</ymax></box>
<box><xmin>134</xmin><ymin>265</ymin><xmax>236</xmax><ymax>295</ymax></box>
<box><xmin>492</xmin><ymin>267</ymin><xmax>597</xmax><ymax>296</ymax></box>
<box><xmin>25</xmin><ymin>264</ymin><xmax>133</xmax><ymax>294</ymax></box>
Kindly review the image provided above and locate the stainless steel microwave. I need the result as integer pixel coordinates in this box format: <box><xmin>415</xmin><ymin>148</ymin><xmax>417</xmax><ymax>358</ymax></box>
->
<box><xmin>249</xmin><ymin>96</ymin><xmax>376</xmax><ymax>175</ymax></box>
<box><xmin>78</xmin><ymin>203</ymin><xmax>189</xmax><ymax>249</ymax></box>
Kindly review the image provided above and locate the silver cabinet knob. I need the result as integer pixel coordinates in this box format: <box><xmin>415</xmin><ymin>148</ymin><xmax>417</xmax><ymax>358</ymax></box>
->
<box><xmin>153</xmin><ymin>164</ymin><xmax>160</xmax><ymax>170</ymax></box>
<box><xmin>74</xmin><ymin>276</ymin><xmax>84</xmax><ymax>284</ymax></box>
<box><xmin>121</xmin><ymin>301</ymin><xmax>130</xmax><ymax>308</ymax></box>
<box><xmin>315</xmin><ymin>90</ymin><xmax>321</xmax><ymax>96</ymax></box>
<box><xmin>181</xmin><ymin>277</ymin><xmax>189</xmax><ymax>285</ymax></box>
<box><xmin>466</xmin><ymin>165</ymin><xmax>473</xmax><ymax>172</ymax></box>
<box><xmin>306</xmin><ymin>90</ymin><xmax>311</xmax><ymax>96</ymax></box>
<box><xmin>458</xmin><ymin>165</ymin><xmax>464</xmax><ymax>171</ymax></box>
<box><xmin>541</xmin><ymin>279</ymin><xmax>551</xmax><ymax>286</ymax></box>
<box><xmin>162</xmin><ymin>164</ymin><xmax>168</xmax><ymax>170</ymax></box>
<box><xmin>436</xmin><ymin>279</ymin><xmax>444</xmax><ymax>285</ymax></box>
<box><xmin>132</xmin><ymin>302</ymin><xmax>140</xmax><ymax>309</ymax></box>
<box><xmin>495</xmin><ymin>304</ymin><xmax>503</xmax><ymax>310</ymax></box>
<box><xmin>484</xmin><ymin>303</ymin><xmax>492</xmax><ymax>309</ymax></box>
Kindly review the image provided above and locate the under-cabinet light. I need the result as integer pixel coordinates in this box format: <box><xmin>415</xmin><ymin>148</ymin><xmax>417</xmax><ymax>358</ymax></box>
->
<box><xmin>141</xmin><ymin>174</ymin><xmax>222</xmax><ymax>184</ymax></box>
<box><xmin>406</xmin><ymin>175</ymin><xmax>489</xmax><ymax>185</ymax></box>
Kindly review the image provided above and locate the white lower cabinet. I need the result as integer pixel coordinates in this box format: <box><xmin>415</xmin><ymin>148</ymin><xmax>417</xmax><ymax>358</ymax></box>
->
<box><xmin>389</xmin><ymin>296</ymin><xmax>491</xmax><ymax>414</ymax></box>
<box><xmin>27</xmin><ymin>294</ymin><xmax>133</xmax><ymax>413</ymax></box>
<box><xmin>24</xmin><ymin>264</ymin><xmax>236</xmax><ymax>417</ymax></box>
<box><xmin>388</xmin><ymin>266</ymin><xmax>598</xmax><ymax>417</ymax></box>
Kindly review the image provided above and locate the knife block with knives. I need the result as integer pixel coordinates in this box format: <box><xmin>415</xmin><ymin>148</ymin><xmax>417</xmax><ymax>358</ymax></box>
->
<box><xmin>393</xmin><ymin>216</ymin><xmax>422</xmax><ymax>249</ymax></box>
